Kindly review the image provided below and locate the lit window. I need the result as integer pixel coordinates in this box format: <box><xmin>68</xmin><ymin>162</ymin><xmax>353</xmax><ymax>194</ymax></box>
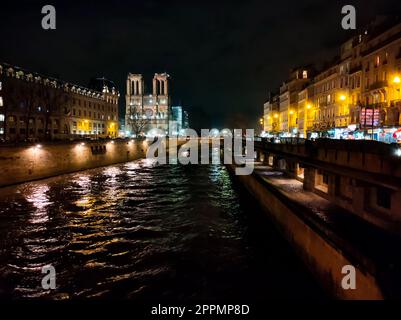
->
<box><xmin>0</xmin><ymin>114</ymin><xmax>4</xmax><ymax>121</ymax></box>
<box><xmin>302</xmin><ymin>70</ymin><xmax>308</xmax><ymax>79</ymax></box>
<box><xmin>0</xmin><ymin>97</ymin><xmax>3</xmax><ymax>107</ymax></box>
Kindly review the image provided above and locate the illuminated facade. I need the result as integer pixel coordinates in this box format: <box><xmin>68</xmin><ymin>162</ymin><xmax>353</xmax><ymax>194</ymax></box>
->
<box><xmin>263</xmin><ymin>94</ymin><xmax>279</xmax><ymax>133</ymax></box>
<box><xmin>262</xmin><ymin>18</ymin><xmax>401</xmax><ymax>141</ymax></box>
<box><xmin>0</xmin><ymin>63</ymin><xmax>119</xmax><ymax>141</ymax></box>
<box><xmin>275</xmin><ymin>67</ymin><xmax>311</xmax><ymax>135</ymax></box>
<box><xmin>170</xmin><ymin>105</ymin><xmax>183</xmax><ymax>135</ymax></box>
<box><xmin>125</xmin><ymin>73</ymin><xmax>170</xmax><ymax>136</ymax></box>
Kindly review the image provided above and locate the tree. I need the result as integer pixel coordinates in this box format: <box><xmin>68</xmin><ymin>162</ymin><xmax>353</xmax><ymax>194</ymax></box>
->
<box><xmin>40</xmin><ymin>83</ymin><xmax>71</xmax><ymax>140</ymax></box>
<box><xmin>127</xmin><ymin>104</ymin><xmax>150</xmax><ymax>137</ymax></box>
<box><xmin>5</xmin><ymin>79</ymin><xmax>41</xmax><ymax>141</ymax></box>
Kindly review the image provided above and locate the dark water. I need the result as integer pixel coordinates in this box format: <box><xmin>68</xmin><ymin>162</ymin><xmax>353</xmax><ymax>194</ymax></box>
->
<box><xmin>0</xmin><ymin>159</ymin><xmax>324</xmax><ymax>300</ymax></box>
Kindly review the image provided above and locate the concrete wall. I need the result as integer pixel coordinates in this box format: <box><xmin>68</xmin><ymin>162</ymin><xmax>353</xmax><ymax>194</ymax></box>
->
<box><xmin>258</xmin><ymin>139</ymin><xmax>401</xmax><ymax>235</ymax></box>
<box><xmin>0</xmin><ymin>139</ymin><xmax>149</xmax><ymax>187</ymax></box>
<box><xmin>228</xmin><ymin>164</ymin><xmax>384</xmax><ymax>300</ymax></box>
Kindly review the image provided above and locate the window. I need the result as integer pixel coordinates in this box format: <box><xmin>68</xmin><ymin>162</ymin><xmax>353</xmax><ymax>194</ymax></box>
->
<box><xmin>302</xmin><ymin>70</ymin><xmax>308</xmax><ymax>79</ymax></box>
<box><xmin>322</xmin><ymin>173</ymin><xmax>329</xmax><ymax>185</ymax></box>
<box><xmin>0</xmin><ymin>97</ymin><xmax>3</xmax><ymax>107</ymax></box>
<box><xmin>0</xmin><ymin>114</ymin><xmax>4</xmax><ymax>122</ymax></box>
<box><xmin>377</xmin><ymin>187</ymin><xmax>391</xmax><ymax>209</ymax></box>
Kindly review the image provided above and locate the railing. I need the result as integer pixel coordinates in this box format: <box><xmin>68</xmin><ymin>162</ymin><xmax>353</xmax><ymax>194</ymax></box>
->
<box><xmin>390</xmin><ymin>99</ymin><xmax>401</xmax><ymax>108</ymax></box>
<box><xmin>369</xmin><ymin>80</ymin><xmax>388</xmax><ymax>91</ymax></box>
<box><xmin>349</xmin><ymin>64</ymin><xmax>362</xmax><ymax>74</ymax></box>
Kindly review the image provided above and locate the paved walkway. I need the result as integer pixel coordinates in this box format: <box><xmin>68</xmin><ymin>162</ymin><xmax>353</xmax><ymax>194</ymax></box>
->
<box><xmin>252</xmin><ymin>163</ymin><xmax>401</xmax><ymax>275</ymax></box>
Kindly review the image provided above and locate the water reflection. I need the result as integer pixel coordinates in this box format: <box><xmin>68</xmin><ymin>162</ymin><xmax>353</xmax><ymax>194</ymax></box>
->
<box><xmin>25</xmin><ymin>185</ymin><xmax>51</xmax><ymax>224</ymax></box>
<box><xmin>0</xmin><ymin>159</ymin><xmax>324</xmax><ymax>300</ymax></box>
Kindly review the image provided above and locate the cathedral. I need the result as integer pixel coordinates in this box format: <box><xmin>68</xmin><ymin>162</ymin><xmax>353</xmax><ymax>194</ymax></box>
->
<box><xmin>125</xmin><ymin>73</ymin><xmax>170</xmax><ymax>136</ymax></box>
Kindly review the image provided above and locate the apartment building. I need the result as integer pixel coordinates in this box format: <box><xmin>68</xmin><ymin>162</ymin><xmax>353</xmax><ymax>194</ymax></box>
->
<box><xmin>0</xmin><ymin>63</ymin><xmax>119</xmax><ymax>142</ymax></box>
<box><xmin>262</xmin><ymin>17</ymin><xmax>401</xmax><ymax>142</ymax></box>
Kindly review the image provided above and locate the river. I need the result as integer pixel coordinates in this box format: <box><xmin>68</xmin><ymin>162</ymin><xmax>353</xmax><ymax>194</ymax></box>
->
<box><xmin>0</xmin><ymin>158</ymin><xmax>324</xmax><ymax>300</ymax></box>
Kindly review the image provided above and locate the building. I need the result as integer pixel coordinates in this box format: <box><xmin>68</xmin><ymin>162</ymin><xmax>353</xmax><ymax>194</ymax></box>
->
<box><xmin>263</xmin><ymin>93</ymin><xmax>279</xmax><ymax>134</ymax></box>
<box><xmin>297</xmin><ymin>85</ymin><xmax>314</xmax><ymax>138</ymax></box>
<box><xmin>0</xmin><ymin>62</ymin><xmax>119</xmax><ymax>142</ymax></box>
<box><xmin>125</xmin><ymin>73</ymin><xmax>170</xmax><ymax>136</ymax></box>
<box><xmin>261</xmin><ymin>17</ymin><xmax>401</xmax><ymax>142</ymax></box>
<box><xmin>183</xmin><ymin>109</ymin><xmax>189</xmax><ymax>129</ymax></box>
<box><xmin>170</xmin><ymin>105</ymin><xmax>183</xmax><ymax>135</ymax></box>
<box><xmin>267</xmin><ymin>67</ymin><xmax>311</xmax><ymax>136</ymax></box>
<box><xmin>359</xmin><ymin>19</ymin><xmax>401</xmax><ymax>141</ymax></box>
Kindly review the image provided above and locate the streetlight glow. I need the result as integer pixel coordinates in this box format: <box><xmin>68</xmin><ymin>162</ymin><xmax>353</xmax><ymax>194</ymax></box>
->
<box><xmin>393</xmin><ymin>76</ymin><xmax>401</xmax><ymax>84</ymax></box>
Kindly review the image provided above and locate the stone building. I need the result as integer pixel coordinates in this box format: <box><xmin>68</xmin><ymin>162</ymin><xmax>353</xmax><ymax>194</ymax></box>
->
<box><xmin>0</xmin><ymin>63</ymin><xmax>119</xmax><ymax>142</ymax></box>
<box><xmin>262</xmin><ymin>17</ymin><xmax>401</xmax><ymax>142</ymax></box>
<box><xmin>277</xmin><ymin>67</ymin><xmax>312</xmax><ymax>135</ymax></box>
<box><xmin>125</xmin><ymin>73</ymin><xmax>170</xmax><ymax>136</ymax></box>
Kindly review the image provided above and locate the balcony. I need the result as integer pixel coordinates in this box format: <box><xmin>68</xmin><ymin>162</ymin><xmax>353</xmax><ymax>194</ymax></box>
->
<box><xmin>368</xmin><ymin>80</ymin><xmax>388</xmax><ymax>91</ymax></box>
<box><xmin>390</xmin><ymin>99</ymin><xmax>401</xmax><ymax>108</ymax></box>
<box><xmin>349</xmin><ymin>64</ymin><xmax>362</xmax><ymax>74</ymax></box>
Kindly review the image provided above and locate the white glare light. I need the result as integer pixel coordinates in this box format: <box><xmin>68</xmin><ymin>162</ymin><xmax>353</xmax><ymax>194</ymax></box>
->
<box><xmin>396</xmin><ymin>149</ymin><xmax>401</xmax><ymax>157</ymax></box>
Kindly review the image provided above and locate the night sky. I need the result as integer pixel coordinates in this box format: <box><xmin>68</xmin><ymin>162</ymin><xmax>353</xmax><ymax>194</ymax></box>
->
<box><xmin>1</xmin><ymin>0</ymin><xmax>401</xmax><ymax>130</ymax></box>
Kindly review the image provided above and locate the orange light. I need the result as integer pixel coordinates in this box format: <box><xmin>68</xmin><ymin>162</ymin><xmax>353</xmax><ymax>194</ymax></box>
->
<box><xmin>393</xmin><ymin>76</ymin><xmax>401</xmax><ymax>84</ymax></box>
<box><xmin>340</xmin><ymin>95</ymin><xmax>346</xmax><ymax>101</ymax></box>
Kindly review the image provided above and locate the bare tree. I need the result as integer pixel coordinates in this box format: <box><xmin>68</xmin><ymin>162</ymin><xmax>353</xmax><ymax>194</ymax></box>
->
<box><xmin>5</xmin><ymin>79</ymin><xmax>41</xmax><ymax>141</ymax></box>
<box><xmin>40</xmin><ymin>83</ymin><xmax>71</xmax><ymax>140</ymax></box>
<box><xmin>127</xmin><ymin>105</ymin><xmax>150</xmax><ymax>137</ymax></box>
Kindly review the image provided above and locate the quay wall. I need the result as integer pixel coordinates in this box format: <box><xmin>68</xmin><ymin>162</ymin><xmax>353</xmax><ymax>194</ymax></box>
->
<box><xmin>0</xmin><ymin>140</ymin><xmax>150</xmax><ymax>187</ymax></box>
<box><xmin>228</xmin><ymin>164</ymin><xmax>384</xmax><ymax>300</ymax></box>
